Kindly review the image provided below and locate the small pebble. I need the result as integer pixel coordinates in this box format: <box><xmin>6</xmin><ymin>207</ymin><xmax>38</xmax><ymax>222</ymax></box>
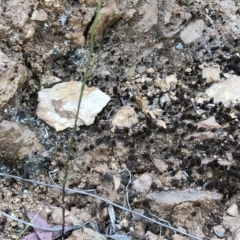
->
<box><xmin>227</xmin><ymin>203</ymin><xmax>239</xmax><ymax>217</ymax></box>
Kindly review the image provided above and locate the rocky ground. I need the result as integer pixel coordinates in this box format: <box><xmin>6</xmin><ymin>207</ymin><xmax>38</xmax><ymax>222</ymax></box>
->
<box><xmin>1</xmin><ymin>0</ymin><xmax>240</xmax><ymax>239</ymax></box>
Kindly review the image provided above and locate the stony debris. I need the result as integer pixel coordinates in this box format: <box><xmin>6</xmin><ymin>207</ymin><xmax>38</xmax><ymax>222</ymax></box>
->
<box><xmin>67</xmin><ymin>227</ymin><xmax>105</xmax><ymax>240</ymax></box>
<box><xmin>112</xmin><ymin>105</ymin><xmax>138</xmax><ymax>129</ymax></box>
<box><xmin>134</xmin><ymin>94</ymin><xmax>149</xmax><ymax>113</ymax></box>
<box><xmin>180</xmin><ymin>20</ymin><xmax>205</xmax><ymax>44</ymax></box>
<box><xmin>135</xmin><ymin>0</ymin><xmax>158</xmax><ymax>33</ymax></box>
<box><xmin>137</xmin><ymin>65</ymin><xmax>147</xmax><ymax>74</ymax></box>
<box><xmin>0</xmin><ymin>51</ymin><xmax>27</xmax><ymax>109</ymax></box>
<box><xmin>31</xmin><ymin>9</ymin><xmax>48</xmax><ymax>21</ymax></box>
<box><xmin>40</xmin><ymin>74</ymin><xmax>61</xmax><ymax>86</ymax></box>
<box><xmin>94</xmin><ymin>0</ymin><xmax>128</xmax><ymax>38</ymax></box>
<box><xmin>202</xmin><ymin>65</ymin><xmax>220</xmax><ymax>83</ymax></box>
<box><xmin>147</xmin><ymin>189</ymin><xmax>222</xmax><ymax>219</ymax></box>
<box><xmin>64</xmin><ymin>5</ymin><xmax>96</xmax><ymax>47</ymax></box>
<box><xmin>156</xmin><ymin>119</ymin><xmax>167</xmax><ymax>129</ymax></box>
<box><xmin>196</xmin><ymin>117</ymin><xmax>222</xmax><ymax>130</ymax></box>
<box><xmin>132</xmin><ymin>173</ymin><xmax>152</xmax><ymax>194</ymax></box>
<box><xmin>50</xmin><ymin>206</ymin><xmax>79</xmax><ymax>225</ymax></box>
<box><xmin>145</xmin><ymin>231</ymin><xmax>163</xmax><ymax>240</ymax></box>
<box><xmin>184</xmin><ymin>131</ymin><xmax>218</xmax><ymax>142</ymax></box>
<box><xmin>213</xmin><ymin>225</ymin><xmax>226</xmax><ymax>238</ymax></box>
<box><xmin>205</xmin><ymin>74</ymin><xmax>240</xmax><ymax>106</ymax></box>
<box><xmin>0</xmin><ymin>120</ymin><xmax>45</xmax><ymax>160</ymax></box>
<box><xmin>222</xmin><ymin>215</ymin><xmax>240</xmax><ymax>237</ymax></box>
<box><xmin>154</xmin><ymin>75</ymin><xmax>178</xmax><ymax>92</ymax></box>
<box><xmin>4</xmin><ymin>0</ymin><xmax>32</xmax><ymax>28</ymax></box>
<box><xmin>153</xmin><ymin>158</ymin><xmax>168</xmax><ymax>173</ymax></box>
<box><xmin>36</xmin><ymin>81</ymin><xmax>110</xmax><ymax>131</ymax></box>
<box><xmin>226</xmin><ymin>203</ymin><xmax>239</xmax><ymax>217</ymax></box>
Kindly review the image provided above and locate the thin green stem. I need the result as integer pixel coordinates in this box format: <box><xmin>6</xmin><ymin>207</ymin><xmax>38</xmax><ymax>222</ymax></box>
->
<box><xmin>61</xmin><ymin>0</ymin><xmax>102</xmax><ymax>238</ymax></box>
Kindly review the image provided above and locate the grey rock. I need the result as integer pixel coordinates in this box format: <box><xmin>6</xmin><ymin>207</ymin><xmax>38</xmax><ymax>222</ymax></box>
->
<box><xmin>132</xmin><ymin>173</ymin><xmax>152</xmax><ymax>193</ymax></box>
<box><xmin>112</xmin><ymin>105</ymin><xmax>138</xmax><ymax>129</ymax></box>
<box><xmin>227</xmin><ymin>203</ymin><xmax>239</xmax><ymax>217</ymax></box>
<box><xmin>213</xmin><ymin>225</ymin><xmax>226</xmax><ymax>238</ymax></box>
<box><xmin>147</xmin><ymin>189</ymin><xmax>222</xmax><ymax>218</ymax></box>
<box><xmin>184</xmin><ymin>131</ymin><xmax>218</xmax><ymax>142</ymax></box>
<box><xmin>136</xmin><ymin>65</ymin><xmax>147</xmax><ymax>74</ymax></box>
<box><xmin>205</xmin><ymin>74</ymin><xmax>240</xmax><ymax>106</ymax></box>
<box><xmin>180</xmin><ymin>20</ymin><xmax>205</xmax><ymax>44</ymax></box>
<box><xmin>197</xmin><ymin>117</ymin><xmax>222</xmax><ymax>130</ymax></box>
<box><xmin>31</xmin><ymin>9</ymin><xmax>48</xmax><ymax>21</ymax></box>
<box><xmin>136</xmin><ymin>0</ymin><xmax>158</xmax><ymax>33</ymax></box>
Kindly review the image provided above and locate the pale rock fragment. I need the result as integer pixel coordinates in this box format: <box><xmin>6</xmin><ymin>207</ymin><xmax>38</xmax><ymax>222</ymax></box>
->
<box><xmin>113</xmin><ymin>176</ymin><xmax>121</xmax><ymax>190</ymax></box>
<box><xmin>153</xmin><ymin>158</ymin><xmax>168</xmax><ymax>173</ymax></box>
<box><xmin>40</xmin><ymin>75</ymin><xmax>61</xmax><ymax>86</ymax></box>
<box><xmin>202</xmin><ymin>66</ymin><xmax>220</xmax><ymax>83</ymax></box>
<box><xmin>31</xmin><ymin>9</ymin><xmax>48</xmax><ymax>21</ymax></box>
<box><xmin>134</xmin><ymin>94</ymin><xmax>149</xmax><ymax>113</ymax></box>
<box><xmin>50</xmin><ymin>206</ymin><xmax>76</xmax><ymax>225</ymax></box>
<box><xmin>24</xmin><ymin>25</ymin><xmax>35</xmax><ymax>39</ymax></box>
<box><xmin>65</xmin><ymin>32</ymin><xmax>85</xmax><ymax>47</ymax></box>
<box><xmin>156</xmin><ymin>119</ymin><xmax>166</xmax><ymax>129</ymax></box>
<box><xmin>137</xmin><ymin>65</ymin><xmax>147</xmax><ymax>74</ymax></box>
<box><xmin>184</xmin><ymin>131</ymin><xmax>217</xmax><ymax>142</ymax></box>
<box><xmin>100</xmin><ymin>70</ymin><xmax>110</xmax><ymax>77</ymax></box>
<box><xmin>197</xmin><ymin>117</ymin><xmax>222</xmax><ymax>130</ymax></box>
<box><xmin>0</xmin><ymin>51</ymin><xmax>27</xmax><ymax>109</ymax></box>
<box><xmin>36</xmin><ymin>81</ymin><xmax>110</xmax><ymax>131</ymax></box>
<box><xmin>180</xmin><ymin>20</ymin><xmax>205</xmax><ymax>44</ymax></box>
<box><xmin>94</xmin><ymin>0</ymin><xmax>128</xmax><ymax>37</ymax></box>
<box><xmin>222</xmin><ymin>215</ymin><xmax>240</xmax><ymax>234</ymax></box>
<box><xmin>124</xmin><ymin>9</ymin><xmax>136</xmax><ymax>21</ymax></box>
<box><xmin>145</xmin><ymin>231</ymin><xmax>161</xmax><ymax>240</ymax></box>
<box><xmin>126</xmin><ymin>65</ymin><xmax>136</xmax><ymax>77</ymax></box>
<box><xmin>135</xmin><ymin>0</ymin><xmax>158</xmax><ymax>32</ymax></box>
<box><xmin>132</xmin><ymin>173</ymin><xmax>152</xmax><ymax>193</ymax></box>
<box><xmin>154</xmin><ymin>75</ymin><xmax>178</xmax><ymax>92</ymax></box>
<box><xmin>159</xmin><ymin>93</ymin><xmax>172</xmax><ymax>107</ymax></box>
<box><xmin>205</xmin><ymin>74</ymin><xmax>240</xmax><ymax>106</ymax></box>
<box><xmin>5</xmin><ymin>0</ymin><xmax>32</xmax><ymax>28</ymax></box>
<box><xmin>227</xmin><ymin>203</ymin><xmax>239</xmax><ymax>217</ymax></box>
<box><xmin>112</xmin><ymin>105</ymin><xmax>138</xmax><ymax>128</ymax></box>
<box><xmin>147</xmin><ymin>68</ymin><xmax>155</xmax><ymax>74</ymax></box>
<box><xmin>147</xmin><ymin>189</ymin><xmax>222</xmax><ymax>219</ymax></box>
<box><xmin>68</xmin><ymin>228</ymin><xmax>105</xmax><ymax>240</ymax></box>
<box><xmin>120</xmin><ymin>218</ymin><xmax>129</xmax><ymax>228</ymax></box>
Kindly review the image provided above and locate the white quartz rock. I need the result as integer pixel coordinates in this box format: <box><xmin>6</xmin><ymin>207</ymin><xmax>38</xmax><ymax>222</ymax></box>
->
<box><xmin>36</xmin><ymin>81</ymin><xmax>110</xmax><ymax>131</ymax></box>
